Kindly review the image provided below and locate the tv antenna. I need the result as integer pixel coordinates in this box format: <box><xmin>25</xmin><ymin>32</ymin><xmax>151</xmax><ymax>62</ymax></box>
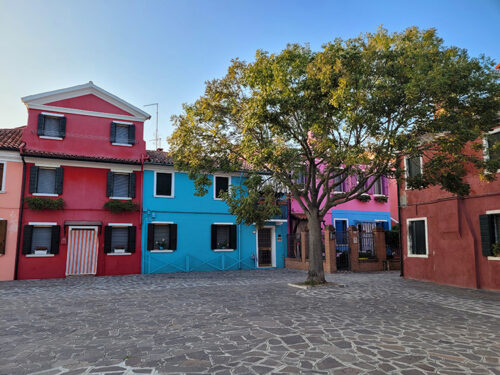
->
<box><xmin>144</xmin><ymin>103</ymin><xmax>160</xmax><ymax>149</ymax></box>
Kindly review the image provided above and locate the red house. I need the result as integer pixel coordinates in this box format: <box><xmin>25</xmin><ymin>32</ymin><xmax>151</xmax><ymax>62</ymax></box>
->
<box><xmin>400</xmin><ymin>125</ymin><xmax>500</xmax><ymax>290</ymax></box>
<box><xmin>17</xmin><ymin>82</ymin><xmax>150</xmax><ymax>279</ymax></box>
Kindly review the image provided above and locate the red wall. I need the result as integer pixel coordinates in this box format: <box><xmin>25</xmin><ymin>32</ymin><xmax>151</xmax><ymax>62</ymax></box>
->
<box><xmin>18</xmin><ymin>164</ymin><xmax>142</xmax><ymax>280</ymax></box>
<box><xmin>401</xmin><ymin>145</ymin><xmax>500</xmax><ymax>290</ymax></box>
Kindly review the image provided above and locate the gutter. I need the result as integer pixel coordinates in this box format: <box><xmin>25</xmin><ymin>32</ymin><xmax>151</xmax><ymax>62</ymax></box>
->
<box><xmin>14</xmin><ymin>142</ymin><xmax>27</xmax><ymax>280</ymax></box>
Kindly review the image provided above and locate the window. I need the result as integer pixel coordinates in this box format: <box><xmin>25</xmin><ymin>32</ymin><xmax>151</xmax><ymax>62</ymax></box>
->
<box><xmin>0</xmin><ymin>220</ymin><xmax>6</xmax><ymax>255</ymax></box>
<box><xmin>29</xmin><ymin>166</ymin><xmax>64</xmax><ymax>195</ymax></box>
<box><xmin>333</xmin><ymin>174</ymin><xmax>344</xmax><ymax>192</ymax></box>
<box><xmin>406</xmin><ymin>156</ymin><xmax>422</xmax><ymax>178</ymax></box>
<box><xmin>104</xmin><ymin>225</ymin><xmax>136</xmax><ymax>253</ymax></box>
<box><xmin>155</xmin><ymin>172</ymin><xmax>173</xmax><ymax>197</ymax></box>
<box><xmin>214</xmin><ymin>176</ymin><xmax>229</xmax><ymax>199</ymax></box>
<box><xmin>0</xmin><ymin>162</ymin><xmax>4</xmax><ymax>191</ymax></box>
<box><xmin>211</xmin><ymin>224</ymin><xmax>237</xmax><ymax>250</ymax></box>
<box><xmin>22</xmin><ymin>224</ymin><xmax>60</xmax><ymax>255</ymax></box>
<box><xmin>106</xmin><ymin>171</ymin><xmax>136</xmax><ymax>198</ymax></box>
<box><xmin>407</xmin><ymin>218</ymin><xmax>428</xmax><ymax>256</ymax></box>
<box><xmin>373</xmin><ymin>177</ymin><xmax>383</xmax><ymax>195</ymax></box>
<box><xmin>485</xmin><ymin>129</ymin><xmax>500</xmax><ymax>166</ymax></box>
<box><xmin>37</xmin><ymin>113</ymin><xmax>66</xmax><ymax>139</ymax></box>
<box><xmin>110</xmin><ymin>122</ymin><xmax>135</xmax><ymax>145</ymax></box>
<box><xmin>479</xmin><ymin>213</ymin><xmax>500</xmax><ymax>257</ymax></box>
<box><xmin>147</xmin><ymin>223</ymin><xmax>177</xmax><ymax>250</ymax></box>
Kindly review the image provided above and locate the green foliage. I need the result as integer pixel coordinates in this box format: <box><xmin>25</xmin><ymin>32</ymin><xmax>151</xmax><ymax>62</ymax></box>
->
<box><xmin>356</xmin><ymin>194</ymin><xmax>371</xmax><ymax>202</ymax></box>
<box><xmin>103</xmin><ymin>200</ymin><xmax>139</xmax><ymax>213</ymax></box>
<box><xmin>25</xmin><ymin>197</ymin><xmax>65</xmax><ymax>210</ymax></box>
<box><xmin>492</xmin><ymin>242</ymin><xmax>500</xmax><ymax>257</ymax></box>
<box><xmin>374</xmin><ymin>195</ymin><xmax>388</xmax><ymax>203</ymax></box>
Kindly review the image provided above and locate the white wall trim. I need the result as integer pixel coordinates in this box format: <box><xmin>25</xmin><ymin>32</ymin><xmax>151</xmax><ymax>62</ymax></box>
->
<box><xmin>39</xmin><ymin>136</ymin><xmax>63</xmax><ymax>141</ymax></box>
<box><xmin>213</xmin><ymin>222</ymin><xmax>234</xmax><ymax>225</ymax></box>
<box><xmin>154</xmin><ymin>170</ymin><xmax>175</xmax><ymax>198</ymax></box>
<box><xmin>28</xmin><ymin>104</ymin><xmax>147</xmax><ymax>122</ymax></box>
<box><xmin>150</xmin><ymin>250</ymin><xmax>174</xmax><ymax>253</ymax></box>
<box><xmin>213</xmin><ymin>249</ymin><xmax>235</xmax><ymax>252</ymax></box>
<box><xmin>150</xmin><ymin>221</ymin><xmax>174</xmax><ymax>224</ymax></box>
<box><xmin>107</xmin><ymin>223</ymin><xmax>133</xmax><ymax>227</ymax></box>
<box><xmin>26</xmin><ymin>254</ymin><xmax>55</xmax><ymax>258</ymax></box>
<box><xmin>333</xmin><ymin>218</ymin><xmax>349</xmax><ymax>228</ymax></box>
<box><xmin>406</xmin><ymin>217</ymin><xmax>429</xmax><ymax>257</ymax></box>
<box><xmin>28</xmin><ymin>222</ymin><xmax>57</xmax><ymax>226</ymax></box>
<box><xmin>23</xmin><ymin>157</ymin><xmax>141</xmax><ymax>172</ymax></box>
<box><xmin>112</xmin><ymin>143</ymin><xmax>133</xmax><ymax>147</ymax></box>
<box><xmin>41</xmin><ymin>112</ymin><xmax>65</xmax><ymax>117</ymax></box>
<box><xmin>0</xmin><ymin>151</ymin><xmax>22</xmax><ymax>162</ymax></box>
<box><xmin>107</xmin><ymin>252</ymin><xmax>132</xmax><ymax>256</ymax></box>
<box><xmin>487</xmin><ymin>256</ymin><xmax>500</xmax><ymax>261</ymax></box>
<box><xmin>32</xmin><ymin>193</ymin><xmax>59</xmax><ymax>197</ymax></box>
<box><xmin>110</xmin><ymin>196</ymin><xmax>132</xmax><ymax>200</ymax></box>
<box><xmin>485</xmin><ymin>209</ymin><xmax>500</xmax><ymax>215</ymax></box>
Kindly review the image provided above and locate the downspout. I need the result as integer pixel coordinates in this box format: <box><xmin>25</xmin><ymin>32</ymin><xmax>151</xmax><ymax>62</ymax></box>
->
<box><xmin>14</xmin><ymin>142</ymin><xmax>27</xmax><ymax>280</ymax></box>
<box><xmin>396</xmin><ymin>164</ymin><xmax>404</xmax><ymax>278</ymax></box>
<box><xmin>238</xmin><ymin>171</ymin><xmax>242</xmax><ymax>269</ymax></box>
<box><xmin>139</xmin><ymin>153</ymin><xmax>146</xmax><ymax>274</ymax></box>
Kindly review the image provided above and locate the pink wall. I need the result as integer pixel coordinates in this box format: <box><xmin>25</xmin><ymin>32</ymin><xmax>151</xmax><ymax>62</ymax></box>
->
<box><xmin>0</xmin><ymin>159</ymin><xmax>23</xmax><ymax>281</ymax></box>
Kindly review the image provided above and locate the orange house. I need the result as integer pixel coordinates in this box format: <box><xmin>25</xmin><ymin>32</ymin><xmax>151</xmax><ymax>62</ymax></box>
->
<box><xmin>0</xmin><ymin>127</ymin><xmax>24</xmax><ymax>281</ymax></box>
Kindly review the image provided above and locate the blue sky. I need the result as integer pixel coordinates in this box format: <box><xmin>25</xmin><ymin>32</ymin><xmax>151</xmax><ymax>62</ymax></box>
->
<box><xmin>0</xmin><ymin>0</ymin><xmax>498</xmax><ymax>149</ymax></box>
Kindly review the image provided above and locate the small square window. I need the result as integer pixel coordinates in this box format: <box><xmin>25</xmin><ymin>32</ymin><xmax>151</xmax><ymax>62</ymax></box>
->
<box><xmin>115</xmin><ymin>125</ymin><xmax>129</xmax><ymax>144</ymax></box>
<box><xmin>38</xmin><ymin>114</ymin><xmax>65</xmax><ymax>138</ymax></box>
<box><xmin>211</xmin><ymin>224</ymin><xmax>237</xmax><ymax>250</ymax></box>
<box><xmin>214</xmin><ymin>176</ymin><xmax>229</xmax><ymax>199</ymax></box>
<box><xmin>113</xmin><ymin>174</ymin><xmax>130</xmax><ymax>197</ymax></box>
<box><xmin>156</xmin><ymin>172</ymin><xmax>173</xmax><ymax>197</ymax></box>
<box><xmin>407</xmin><ymin>219</ymin><xmax>427</xmax><ymax>256</ymax></box>
<box><xmin>111</xmin><ymin>227</ymin><xmax>129</xmax><ymax>252</ymax></box>
<box><xmin>37</xmin><ymin>168</ymin><xmax>56</xmax><ymax>194</ymax></box>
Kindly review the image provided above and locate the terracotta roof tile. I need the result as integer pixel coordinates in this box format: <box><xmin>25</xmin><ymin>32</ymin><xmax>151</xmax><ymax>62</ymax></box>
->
<box><xmin>0</xmin><ymin>126</ymin><xmax>25</xmax><ymax>150</ymax></box>
<box><xmin>146</xmin><ymin>150</ymin><xmax>173</xmax><ymax>165</ymax></box>
<box><xmin>23</xmin><ymin>149</ymin><xmax>141</xmax><ymax>164</ymax></box>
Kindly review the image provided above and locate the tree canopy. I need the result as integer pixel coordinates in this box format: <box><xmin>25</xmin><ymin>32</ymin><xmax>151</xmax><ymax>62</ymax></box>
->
<box><xmin>169</xmin><ymin>27</ymin><xmax>500</xmax><ymax>283</ymax></box>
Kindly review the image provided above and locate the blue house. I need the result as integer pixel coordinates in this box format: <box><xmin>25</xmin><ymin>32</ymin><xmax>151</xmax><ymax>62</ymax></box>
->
<box><xmin>141</xmin><ymin>150</ymin><xmax>288</xmax><ymax>274</ymax></box>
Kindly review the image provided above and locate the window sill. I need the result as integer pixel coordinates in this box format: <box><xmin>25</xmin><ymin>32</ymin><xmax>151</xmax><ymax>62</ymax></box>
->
<box><xmin>213</xmin><ymin>249</ymin><xmax>235</xmax><ymax>252</ymax></box>
<box><xmin>373</xmin><ymin>194</ymin><xmax>386</xmax><ymax>197</ymax></box>
<box><xmin>150</xmin><ymin>250</ymin><xmax>174</xmax><ymax>253</ymax></box>
<box><xmin>107</xmin><ymin>252</ymin><xmax>132</xmax><ymax>256</ymax></box>
<box><xmin>39</xmin><ymin>136</ymin><xmax>63</xmax><ymax>141</ymax></box>
<box><xmin>333</xmin><ymin>191</ymin><xmax>344</xmax><ymax>194</ymax></box>
<box><xmin>0</xmin><ymin>191</ymin><xmax>5</xmax><ymax>194</ymax></box>
<box><xmin>32</xmin><ymin>193</ymin><xmax>59</xmax><ymax>197</ymax></box>
<box><xmin>109</xmin><ymin>197</ymin><xmax>132</xmax><ymax>200</ymax></box>
<box><xmin>112</xmin><ymin>143</ymin><xmax>133</xmax><ymax>147</ymax></box>
<box><xmin>154</xmin><ymin>195</ymin><xmax>175</xmax><ymax>199</ymax></box>
<box><xmin>26</xmin><ymin>254</ymin><xmax>55</xmax><ymax>258</ymax></box>
<box><xmin>407</xmin><ymin>254</ymin><xmax>428</xmax><ymax>258</ymax></box>
<box><xmin>487</xmin><ymin>256</ymin><xmax>500</xmax><ymax>261</ymax></box>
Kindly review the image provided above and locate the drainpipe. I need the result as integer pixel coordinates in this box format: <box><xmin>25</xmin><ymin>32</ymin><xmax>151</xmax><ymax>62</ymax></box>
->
<box><xmin>14</xmin><ymin>142</ymin><xmax>27</xmax><ymax>280</ymax></box>
<box><xmin>396</xmin><ymin>162</ymin><xmax>404</xmax><ymax>278</ymax></box>
<box><xmin>238</xmin><ymin>171</ymin><xmax>243</xmax><ymax>269</ymax></box>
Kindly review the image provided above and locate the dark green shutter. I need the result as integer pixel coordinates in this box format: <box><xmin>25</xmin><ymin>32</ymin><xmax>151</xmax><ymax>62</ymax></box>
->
<box><xmin>51</xmin><ymin>226</ymin><xmax>60</xmax><ymax>254</ymax></box>
<box><xmin>29</xmin><ymin>166</ymin><xmax>39</xmax><ymax>193</ymax></box>
<box><xmin>22</xmin><ymin>225</ymin><xmax>33</xmax><ymax>254</ymax></box>
<box><xmin>147</xmin><ymin>223</ymin><xmax>155</xmax><ymax>250</ymax></box>
<box><xmin>0</xmin><ymin>220</ymin><xmax>6</xmax><ymax>255</ymax></box>
<box><xmin>479</xmin><ymin>215</ymin><xmax>493</xmax><ymax>256</ymax></box>
<box><xmin>110</xmin><ymin>122</ymin><xmax>116</xmax><ymax>143</ymax></box>
<box><xmin>211</xmin><ymin>225</ymin><xmax>217</xmax><ymax>249</ymax></box>
<box><xmin>37</xmin><ymin>114</ymin><xmax>45</xmax><ymax>136</ymax></box>
<box><xmin>128</xmin><ymin>226</ymin><xmax>136</xmax><ymax>253</ymax></box>
<box><xmin>128</xmin><ymin>124</ymin><xmax>135</xmax><ymax>145</ymax></box>
<box><xmin>55</xmin><ymin>167</ymin><xmax>64</xmax><ymax>195</ymax></box>
<box><xmin>104</xmin><ymin>226</ymin><xmax>112</xmax><ymax>253</ymax></box>
<box><xmin>59</xmin><ymin>117</ymin><xmax>66</xmax><ymax>138</ymax></box>
<box><xmin>229</xmin><ymin>225</ymin><xmax>237</xmax><ymax>249</ymax></box>
<box><xmin>106</xmin><ymin>171</ymin><xmax>114</xmax><ymax>197</ymax></box>
<box><xmin>169</xmin><ymin>224</ymin><xmax>177</xmax><ymax>250</ymax></box>
<box><xmin>129</xmin><ymin>173</ymin><xmax>136</xmax><ymax>198</ymax></box>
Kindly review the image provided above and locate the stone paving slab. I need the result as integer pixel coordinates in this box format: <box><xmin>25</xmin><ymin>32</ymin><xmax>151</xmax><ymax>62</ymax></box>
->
<box><xmin>0</xmin><ymin>270</ymin><xmax>499</xmax><ymax>375</ymax></box>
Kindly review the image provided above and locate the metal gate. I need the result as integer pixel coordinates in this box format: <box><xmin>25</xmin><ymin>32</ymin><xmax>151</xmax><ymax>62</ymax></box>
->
<box><xmin>358</xmin><ymin>222</ymin><xmax>376</xmax><ymax>259</ymax></box>
<box><xmin>258</xmin><ymin>228</ymin><xmax>273</xmax><ymax>267</ymax></box>
<box><xmin>335</xmin><ymin>230</ymin><xmax>350</xmax><ymax>270</ymax></box>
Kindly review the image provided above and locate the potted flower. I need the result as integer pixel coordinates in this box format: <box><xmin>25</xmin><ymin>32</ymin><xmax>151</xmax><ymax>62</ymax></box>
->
<box><xmin>155</xmin><ymin>239</ymin><xmax>168</xmax><ymax>250</ymax></box>
<box><xmin>217</xmin><ymin>240</ymin><xmax>229</xmax><ymax>249</ymax></box>
<box><xmin>492</xmin><ymin>242</ymin><xmax>500</xmax><ymax>257</ymax></box>
<box><xmin>35</xmin><ymin>246</ymin><xmax>48</xmax><ymax>255</ymax></box>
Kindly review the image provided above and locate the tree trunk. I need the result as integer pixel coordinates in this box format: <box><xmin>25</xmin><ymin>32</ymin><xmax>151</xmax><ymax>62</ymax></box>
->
<box><xmin>306</xmin><ymin>210</ymin><xmax>326</xmax><ymax>284</ymax></box>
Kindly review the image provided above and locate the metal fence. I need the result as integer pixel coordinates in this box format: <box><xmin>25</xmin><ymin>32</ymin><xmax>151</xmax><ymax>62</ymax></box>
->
<box><xmin>359</xmin><ymin>232</ymin><xmax>376</xmax><ymax>259</ymax></box>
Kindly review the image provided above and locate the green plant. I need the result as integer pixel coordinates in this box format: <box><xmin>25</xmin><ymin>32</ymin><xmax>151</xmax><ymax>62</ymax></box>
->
<box><xmin>374</xmin><ymin>195</ymin><xmax>388</xmax><ymax>203</ymax></box>
<box><xmin>492</xmin><ymin>242</ymin><xmax>500</xmax><ymax>257</ymax></box>
<box><xmin>103</xmin><ymin>200</ymin><xmax>139</xmax><ymax>213</ymax></box>
<box><xmin>25</xmin><ymin>197</ymin><xmax>65</xmax><ymax>210</ymax></box>
<box><xmin>356</xmin><ymin>194</ymin><xmax>371</xmax><ymax>202</ymax></box>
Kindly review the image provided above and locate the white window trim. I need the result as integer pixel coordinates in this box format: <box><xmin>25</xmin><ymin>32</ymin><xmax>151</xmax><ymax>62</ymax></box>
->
<box><xmin>41</xmin><ymin>112</ymin><xmax>65</xmax><ymax>117</ymax></box>
<box><xmin>404</xmin><ymin>156</ymin><xmax>423</xmax><ymax>190</ymax></box>
<box><xmin>108</xmin><ymin>223</ymin><xmax>133</xmax><ymax>227</ymax></box>
<box><xmin>213</xmin><ymin>249</ymin><xmax>235</xmax><ymax>252</ymax></box>
<box><xmin>26</xmin><ymin>254</ymin><xmax>55</xmax><ymax>258</ymax></box>
<box><xmin>486</xmin><ymin>209</ymin><xmax>500</xmax><ymax>215</ymax></box>
<box><xmin>150</xmin><ymin>221</ymin><xmax>174</xmax><ymax>224</ymax></box>
<box><xmin>406</xmin><ymin>217</ymin><xmax>429</xmax><ymax>258</ymax></box>
<box><xmin>107</xmin><ymin>252</ymin><xmax>132</xmax><ymax>256</ymax></box>
<box><xmin>0</xmin><ymin>161</ymin><xmax>6</xmax><ymax>193</ymax></box>
<box><xmin>213</xmin><ymin>175</ymin><xmax>231</xmax><ymax>200</ymax></box>
<box><xmin>112</xmin><ymin>142</ymin><xmax>133</xmax><ymax>147</ymax></box>
<box><xmin>26</xmin><ymin>223</ymin><xmax>57</xmax><ymax>256</ymax></box>
<box><xmin>39</xmin><ymin>136</ymin><xmax>63</xmax><ymax>141</ymax></box>
<box><xmin>375</xmin><ymin>219</ymin><xmax>388</xmax><ymax>222</ymax></box>
<box><xmin>483</xmin><ymin>127</ymin><xmax>500</xmax><ymax>173</ymax></box>
<box><xmin>28</xmin><ymin>222</ymin><xmax>57</xmax><ymax>226</ymax></box>
<box><xmin>113</xmin><ymin>120</ymin><xmax>134</xmax><ymax>125</ymax></box>
<box><xmin>487</xmin><ymin>256</ymin><xmax>500</xmax><ymax>261</ymax></box>
<box><xmin>150</xmin><ymin>250</ymin><xmax>174</xmax><ymax>253</ymax></box>
<box><xmin>154</xmin><ymin>171</ymin><xmax>175</xmax><ymax>198</ymax></box>
<box><xmin>110</xmin><ymin>196</ymin><xmax>132</xmax><ymax>200</ymax></box>
<box><xmin>32</xmin><ymin>193</ymin><xmax>59</xmax><ymax>197</ymax></box>
<box><xmin>333</xmin><ymin>218</ymin><xmax>349</xmax><ymax>228</ymax></box>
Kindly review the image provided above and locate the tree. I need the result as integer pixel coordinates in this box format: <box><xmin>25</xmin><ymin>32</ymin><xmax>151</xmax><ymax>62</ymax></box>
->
<box><xmin>169</xmin><ymin>27</ymin><xmax>500</xmax><ymax>283</ymax></box>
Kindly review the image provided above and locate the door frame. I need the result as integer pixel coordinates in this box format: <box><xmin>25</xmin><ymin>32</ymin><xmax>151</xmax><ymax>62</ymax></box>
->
<box><xmin>66</xmin><ymin>226</ymin><xmax>99</xmax><ymax>276</ymax></box>
<box><xmin>255</xmin><ymin>226</ymin><xmax>276</xmax><ymax>268</ymax></box>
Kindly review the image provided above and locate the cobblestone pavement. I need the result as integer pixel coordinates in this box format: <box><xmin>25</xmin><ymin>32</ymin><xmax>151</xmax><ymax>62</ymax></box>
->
<box><xmin>1</xmin><ymin>270</ymin><xmax>499</xmax><ymax>375</ymax></box>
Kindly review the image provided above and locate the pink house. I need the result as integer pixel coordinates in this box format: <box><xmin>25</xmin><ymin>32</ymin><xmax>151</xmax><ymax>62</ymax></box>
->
<box><xmin>0</xmin><ymin>127</ymin><xmax>24</xmax><ymax>281</ymax></box>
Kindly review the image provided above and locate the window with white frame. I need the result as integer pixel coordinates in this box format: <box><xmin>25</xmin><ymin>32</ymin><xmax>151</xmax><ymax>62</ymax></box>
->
<box><xmin>373</xmin><ymin>177</ymin><xmax>383</xmax><ymax>195</ymax></box>
<box><xmin>104</xmin><ymin>225</ymin><xmax>136</xmax><ymax>253</ymax></box>
<box><xmin>110</xmin><ymin>122</ymin><xmax>135</xmax><ymax>145</ymax></box>
<box><xmin>333</xmin><ymin>174</ymin><xmax>344</xmax><ymax>192</ymax></box>
<box><xmin>214</xmin><ymin>176</ymin><xmax>229</xmax><ymax>199</ymax></box>
<box><xmin>485</xmin><ymin>129</ymin><xmax>500</xmax><ymax>166</ymax></box>
<box><xmin>211</xmin><ymin>224</ymin><xmax>237</xmax><ymax>250</ymax></box>
<box><xmin>407</xmin><ymin>218</ymin><xmax>428</xmax><ymax>256</ymax></box>
<box><xmin>406</xmin><ymin>156</ymin><xmax>422</xmax><ymax>179</ymax></box>
<box><xmin>37</xmin><ymin>113</ymin><xmax>66</xmax><ymax>139</ymax></box>
<box><xmin>155</xmin><ymin>172</ymin><xmax>173</xmax><ymax>197</ymax></box>
<box><xmin>479</xmin><ymin>212</ymin><xmax>500</xmax><ymax>257</ymax></box>
<box><xmin>0</xmin><ymin>162</ymin><xmax>4</xmax><ymax>191</ymax></box>
<box><xmin>22</xmin><ymin>224</ymin><xmax>60</xmax><ymax>255</ymax></box>
<box><xmin>147</xmin><ymin>223</ymin><xmax>177</xmax><ymax>250</ymax></box>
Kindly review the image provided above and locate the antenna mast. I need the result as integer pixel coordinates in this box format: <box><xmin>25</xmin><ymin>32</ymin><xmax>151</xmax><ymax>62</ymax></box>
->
<box><xmin>144</xmin><ymin>103</ymin><xmax>160</xmax><ymax>149</ymax></box>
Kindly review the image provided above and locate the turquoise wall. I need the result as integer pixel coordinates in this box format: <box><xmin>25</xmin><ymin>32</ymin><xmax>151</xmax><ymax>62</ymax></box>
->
<box><xmin>141</xmin><ymin>168</ymin><xmax>287</xmax><ymax>273</ymax></box>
